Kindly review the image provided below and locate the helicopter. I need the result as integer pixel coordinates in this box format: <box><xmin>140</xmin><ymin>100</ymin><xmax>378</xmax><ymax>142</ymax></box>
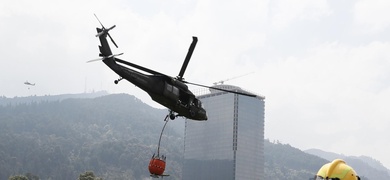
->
<box><xmin>90</xmin><ymin>15</ymin><xmax>256</xmax><ymax>121</ymax></box>
<box><xmin>24</xmin><ymin>81</ymin><xmax>35</xmax><ymax>86</ymax></box>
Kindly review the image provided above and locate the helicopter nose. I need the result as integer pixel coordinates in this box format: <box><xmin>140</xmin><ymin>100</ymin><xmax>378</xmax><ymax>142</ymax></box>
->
<box><xmin>199</xmin><ymin>109</ymin><xmax>207</xmax><ymax>121</ymax></box>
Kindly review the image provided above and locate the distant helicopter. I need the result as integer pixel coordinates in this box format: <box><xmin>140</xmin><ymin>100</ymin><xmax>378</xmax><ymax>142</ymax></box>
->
<box><xmin>24</xmin><ymin>81</ymin><xmax>35</xmax><ymax>86</ymax></box>
<box><xmin>90</xmin><ymin>15</ymin><xmax>255</xmax><ymax>121</ymax></box>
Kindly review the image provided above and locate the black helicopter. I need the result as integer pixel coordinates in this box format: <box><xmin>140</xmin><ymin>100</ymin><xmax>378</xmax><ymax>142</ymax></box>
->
<box><xmin>91</xmin><ymin>16</ymin><xmax>255</xmax><ymax>121</ymax></box>
<box><xmin>24</xmin><ymin>81</ymin><xmax>35</xmax><ymax>86</ymax></box>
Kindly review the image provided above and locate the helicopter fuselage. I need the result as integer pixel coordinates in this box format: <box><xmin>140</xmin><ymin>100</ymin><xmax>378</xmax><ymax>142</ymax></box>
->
<box><xmin>103</xmin><ymin>59</ymin><xmax>207</xmax><ymax>120</ymax></box>
<box><xmin>96</xmin><ymin>26</ymin><xmax>207</xmax><ymax>120</ymax></box>
<box><xmin>93</xmin><ymin>19</ymin><xmax>255</xmax><ymax>121</ymax></box>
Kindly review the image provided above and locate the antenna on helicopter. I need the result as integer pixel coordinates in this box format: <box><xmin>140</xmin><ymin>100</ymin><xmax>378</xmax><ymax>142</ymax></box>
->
<box><xmin>213</xmin><ymin>72</ymin><xmax>254</xmax><ymax>85</ymax></box>
<box><xmin>94</xmin><ymin>14</ymin><xmax>118</xmax><ymax>48</ymax></box>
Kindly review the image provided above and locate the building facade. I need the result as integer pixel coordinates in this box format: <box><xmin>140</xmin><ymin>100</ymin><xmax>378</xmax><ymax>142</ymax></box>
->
<box><xmin>183</xmin><ymin>85</ymin><xmax>265</xmax><ymax>180</ymax></box>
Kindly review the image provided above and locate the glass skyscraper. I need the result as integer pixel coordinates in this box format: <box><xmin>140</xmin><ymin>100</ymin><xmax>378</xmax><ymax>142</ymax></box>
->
<box><xmin>183</xmin><ymin>85</ymin><xmax>265</xmax><ymax>180</ymax></box>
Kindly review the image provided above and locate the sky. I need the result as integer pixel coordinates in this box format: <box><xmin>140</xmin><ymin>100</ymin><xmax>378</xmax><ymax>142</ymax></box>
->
<box><xmin>1</xmin><ymin>0</ymin><xmax>390</xmax><ymax>169</ymax></box>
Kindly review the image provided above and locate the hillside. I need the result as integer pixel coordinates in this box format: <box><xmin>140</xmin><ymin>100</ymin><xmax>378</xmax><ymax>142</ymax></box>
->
<box><xmin>0</xmin><ymin>91</ymin><xmax>108</xmax><ymax>106</ymax></box>
<box><xmin>264</xmin><ymin>140</ymin><xmax>328</xmax><ymax>179</ymax></box>
<box><xmin>0</xmin><ymin>93</ymin><xmax>183</xmax><ymax>179</ymax></box>
<box><xmin>305</xmin><ymin>149</ymin><xmax>390</xmax><ymax>179</ymax></box>
<box><xmin>265</xmin><ymin>141</ymin><xmax>390</xmax><ymax>179</ymax></box>
<box><xmin>1</xmin><ymin>93</ymin><xmax>388</xmax><ymax>179</ymax></box>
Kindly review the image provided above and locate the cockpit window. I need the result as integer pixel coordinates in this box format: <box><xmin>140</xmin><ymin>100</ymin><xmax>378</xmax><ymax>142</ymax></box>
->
<box><xmin>165</xmin><ymin>83</ymin><xmax>179</xmax><ymax>96</ymax></box>
<box><xmin>197</xmin><ymin>100</ymin><xmax>202</xmax><ymax>108</ymax></box>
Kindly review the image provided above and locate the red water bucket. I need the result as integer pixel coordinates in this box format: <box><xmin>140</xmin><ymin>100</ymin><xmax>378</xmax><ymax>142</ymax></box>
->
<box><xmin>148</xmin><ymin>157</ymin><xmax>166</xmax><ymax>175</ymax></box>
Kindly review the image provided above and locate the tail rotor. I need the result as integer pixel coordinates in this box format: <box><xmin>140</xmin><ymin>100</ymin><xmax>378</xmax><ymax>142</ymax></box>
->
<box><xmin>94</xmin><ymin>14</ymin><xmax>119</xmax><ymax>48</ymax></box>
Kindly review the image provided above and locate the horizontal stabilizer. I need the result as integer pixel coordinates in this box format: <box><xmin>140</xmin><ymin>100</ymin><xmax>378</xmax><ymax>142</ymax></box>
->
<box><xmin>87</xmin><ymin>53</ymin><xmax>123</xmax><ymax>63</ymax></box>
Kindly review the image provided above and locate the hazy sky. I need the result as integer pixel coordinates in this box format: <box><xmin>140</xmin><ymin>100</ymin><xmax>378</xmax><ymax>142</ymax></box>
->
<box><xmin>2</xmin><ymin>0</ymin><xmax>390</xmax><ymax>169</ymax></box>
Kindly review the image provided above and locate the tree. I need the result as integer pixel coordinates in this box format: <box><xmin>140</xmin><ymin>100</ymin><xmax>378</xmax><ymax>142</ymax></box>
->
<box><xmin>78</xmin><ymin>171</ymin><xmax>103</xmax><ymax>180</ymax></box>
<box><xmin>25</xmin><ymin>173</ymin><xmax>39</xmax><ymax>180</ymax></box>
<box><xmin>8</xmin><ymin>175</ymin><xmax>28</xmax><ymax>180</ymax></box>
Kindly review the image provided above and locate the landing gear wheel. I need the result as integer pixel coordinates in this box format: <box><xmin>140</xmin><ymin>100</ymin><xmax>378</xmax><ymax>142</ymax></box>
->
<box><xmin>169</xmin><ymin>113</ymin><xmax>176</xmax><ymax>120</ymax></box>
<box><xmin>114</xmin><ymin>77</ymin><xmax>123</xmax><ymax>84</ymax></box>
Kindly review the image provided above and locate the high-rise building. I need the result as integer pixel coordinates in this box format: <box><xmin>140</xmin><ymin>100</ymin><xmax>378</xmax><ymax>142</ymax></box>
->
<box><xmin>183</xmin><ymin>85</ymin><xmax>265</xmax><ymax>180</ymax></box>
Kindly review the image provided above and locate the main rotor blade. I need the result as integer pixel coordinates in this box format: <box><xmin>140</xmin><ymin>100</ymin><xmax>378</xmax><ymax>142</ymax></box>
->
<box><xmin>115</xmin><ymin>58</ymin><xmax>166</xmax><ymax>76</ymax></box>
<box><xmin>183</xmin><ymin>81</ymin><xmax>256</xmax><ymax>97</ymax></box>
<box><xmin>178</xmin><ymin>36</ymin><xmax>198</xmax><ymax>80</ymax></box>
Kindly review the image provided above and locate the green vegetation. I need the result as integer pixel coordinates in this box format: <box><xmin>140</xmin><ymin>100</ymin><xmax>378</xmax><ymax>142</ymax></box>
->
<box><xmin>0</xmin><ymin>94</ymin><xmax>183</xmax><ymax>179</ymax></box>
<box><xmin>78</xmin><ymin>171</ymin><xmax>103</xmax><ymax>180</ymax></box>
<box><xmin>8</xmin><ymin>175</ymin><xmax>28</xmax><ymax>180</ymax></box>
<box><xmin>1</xmin><ymin>93</ymin><xmax>388</xmax><ymax>179</ymax></box>
<box><xmin>264</xmin><ymin>139</ymin><xmax>328</xmax><ymax>179</ymax></box>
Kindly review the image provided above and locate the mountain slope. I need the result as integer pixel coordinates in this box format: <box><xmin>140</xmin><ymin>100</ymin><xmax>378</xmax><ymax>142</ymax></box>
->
<box><xmin>1</xmin><ymin>93</ymin><xmax>388</xmax><ymax>179</ymax></box>
<box><xmin>264</xmin><ymin>140</ymin><xmax>328</xmax><ymax>179</ymax></box>
<box><xmin>305</xmin><ymin>149</ymin><xmax>390</xmax><ymax>179</ymax></box>
<box><xmin>0</xmin><ymin>91</ymin><xmax>108</xmax><ymax>106</ymax></box>
<box><xmin>0</xmin><ymin>93</ymin><xmax>183</xmax><ymax>180</ymax></box>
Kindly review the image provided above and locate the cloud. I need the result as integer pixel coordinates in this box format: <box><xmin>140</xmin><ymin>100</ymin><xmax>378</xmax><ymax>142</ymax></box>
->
<box><xmin>269</xmin><ymin>0</ymin><xmax>332</xmax><ymax>30</ymax></box>
<box><xmin>263</xmin><ymin>40</ymin><xmax>390</xmax><ymax>167</ymax></box>
<box><xmin>354</xmin><ymin>0</ymin><xmax>390</xmax><ymax>33</ymax></box>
